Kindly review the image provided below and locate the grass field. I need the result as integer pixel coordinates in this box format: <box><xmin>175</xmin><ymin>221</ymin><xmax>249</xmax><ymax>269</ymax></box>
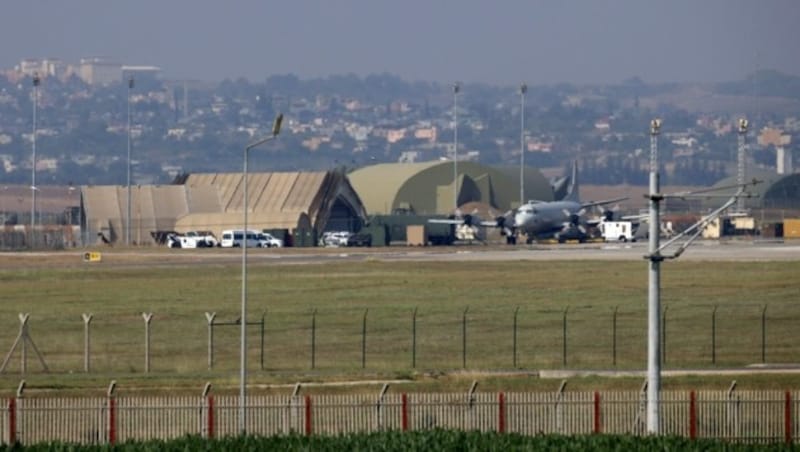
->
<box><xmin>1</xmin><ymin>251</ymin><xmax>799</xmax><ymax>396</ymax></box>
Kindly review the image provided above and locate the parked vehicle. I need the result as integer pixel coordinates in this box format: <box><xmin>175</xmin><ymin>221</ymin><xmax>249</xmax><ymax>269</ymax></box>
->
<box><xmin>598</xmin><ymin>220</ymin><xmax>637</xmax><ymax>243</ymax></box>
<box><xmin>220</xmin><ymin>229</ymin><xmax>261</xmax><ymax>248</ymax></box>
<box><xmin>257</xmin><ymin>232</ymin><xmax>283</xmax><ymax>248</ymax></box>
<box><xmin>221</xmin><ymin>229</ymin><xmax>282</xmax><ymax>248</ymax></box>
<box><xmin>166</xmin><ymin>233</ymin><xmax>201</xmax><ymax>249</ymax></box>
<box><xmin>320</xmin><ymin>231</ymin><xmax>352</xmax><ymax>247</ymax></box>
<box><xmin>184</xmin><ymin>230</ymin><xmax>218</xmax><ymax>247</ymax></box>
<box><xmin>346</xmin><ymin>233</ymin><xmax>372</xmax><ymax>247</ymax></box>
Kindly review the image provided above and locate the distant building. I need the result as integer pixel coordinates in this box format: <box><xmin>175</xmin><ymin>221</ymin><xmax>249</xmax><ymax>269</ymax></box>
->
<box><xmin>79</xmin><ymin>57</ymin><xmax>122</xmax><ymax>85</ymax></box>
<box><xmin>122</xmin><ymin>65</ymin><xmax>162</xmax><ymax>82</ymax></box>
<box><xmin>15</xmin><ymin>58</ymin><xmax>67</xmax><ymax>78</ymax></box>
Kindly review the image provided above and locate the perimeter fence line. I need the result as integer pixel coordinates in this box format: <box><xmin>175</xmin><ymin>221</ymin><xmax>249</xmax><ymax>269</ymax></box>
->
<box><xmin>1</xmin><ymin>383</ymin><xmax>798</xmax><ymax>446</ymax></box>
<box><xmin>1</xmin><ymin>303</ymin><xmax>797</xmax><ymax>374</ymax></box>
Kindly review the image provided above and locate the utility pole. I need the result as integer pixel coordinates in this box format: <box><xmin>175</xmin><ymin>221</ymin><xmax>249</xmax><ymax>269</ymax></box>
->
<box><xmin>31</xmin><ymin>73</ymin><xmax>40</xmax><ymax>248</ymax></box>
<box><xmin>453</xmin><ymin>82</ymin><xmax>460</xmax><ymax>212</ymax></box>
<box><xmin>520</xmin><ymin>83</ymin><xmax>527</xmax><ymax>206</ymax></box>
<box><xmin>646</xmin><ymin>118</ymin><xmax>662</xmax><ymax>434</ymax></box>
<box><xmin>126</xmin><ymin>76</ymin><xmax>134</xmax><ymax>246</ymax></box>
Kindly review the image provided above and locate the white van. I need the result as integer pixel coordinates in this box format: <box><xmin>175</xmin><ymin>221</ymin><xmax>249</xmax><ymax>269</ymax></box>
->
<box><xmin>220</xmin><ymin>229</ymin><xmax>262</xmax><ymax>248</ymax></box>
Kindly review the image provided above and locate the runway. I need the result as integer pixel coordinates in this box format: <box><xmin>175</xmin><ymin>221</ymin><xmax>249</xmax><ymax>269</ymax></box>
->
<box><xmin>2</xmin><ymin>239</ymin><xmax>796</xmax><ymax>269</ymax></box>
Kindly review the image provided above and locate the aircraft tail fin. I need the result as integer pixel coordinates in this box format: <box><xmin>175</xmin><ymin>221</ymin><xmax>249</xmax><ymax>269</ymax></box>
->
<box><xmin>563</xmin><ymin>160</ymin><xmax>580</xmax><ymax>203</ymax></box>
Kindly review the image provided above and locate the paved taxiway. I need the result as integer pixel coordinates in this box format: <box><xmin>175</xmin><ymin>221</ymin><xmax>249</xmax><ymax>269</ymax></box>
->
<box><xmin>1</xmin><ymin>240</ymin><xmax>797</xmax><ymax>269</ymax></box>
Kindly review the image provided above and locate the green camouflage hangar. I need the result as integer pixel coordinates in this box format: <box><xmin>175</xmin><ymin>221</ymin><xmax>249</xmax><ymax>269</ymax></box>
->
<box><xmin>76</xmin><ymin>161</ymin><xmax>556</xmax><ymax>246</ymax></box>
<box><xmin>348</xmin><ymin>161</ymin><xmax>554</xmax><ymax>216</ymax></box>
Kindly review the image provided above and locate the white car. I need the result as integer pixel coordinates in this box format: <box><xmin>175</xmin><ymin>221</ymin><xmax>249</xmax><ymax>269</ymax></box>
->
<box><xmin>166</xmin><ymin>233</ymin><xmax>200</xmax><ymax>248</ymax></box>
<box><xmin>184</xmin><ymin>230</ymin><xmax>218</xmax><ymax>247</ymax></box>
<box><xmin>257</xmin><ymin>232</ymin><xmax>283</xmax><ymax>248</ymax></box>
<box><xmin>321</xmin><ymin>231</ymin><xmax>351</xmax><ymax>247</ymax></box>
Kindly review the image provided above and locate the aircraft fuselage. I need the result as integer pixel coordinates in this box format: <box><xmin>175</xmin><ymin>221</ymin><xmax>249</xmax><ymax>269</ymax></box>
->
<box><xmin>514</xmin><ymin>200</ymin><xmax>585</xmax><ymax>239</ymax></box>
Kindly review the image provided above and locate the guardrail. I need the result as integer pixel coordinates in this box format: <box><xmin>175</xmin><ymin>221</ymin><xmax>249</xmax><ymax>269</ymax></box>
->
<box><xmin>2</xmin><ymin>389</ymin><xmax>798</xmax><ymax>445</ymax></box>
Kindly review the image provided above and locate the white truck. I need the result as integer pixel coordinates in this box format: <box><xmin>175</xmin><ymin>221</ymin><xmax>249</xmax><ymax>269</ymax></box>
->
<box><xmin>598</xmin><ymin>220</ymin><xmax>637</xmax><ymax>243</ymax></box>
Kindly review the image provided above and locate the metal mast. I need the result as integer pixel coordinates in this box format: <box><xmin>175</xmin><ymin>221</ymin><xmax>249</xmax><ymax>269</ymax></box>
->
<box><xmin>31</xmin><ymin>73</ymin><xmax>40</xmax><ymax>248</ymax></box>
<box><xmin>126</xmin><ymin>76</ymin><xmax>134</xmax><ymax>246</ymax></box>
<box><xmin>453</xmin><ymin>82</ymin><xmax>460</xmax><ymax>211</ymax></box>
<box><xmin>520</xmin><ymin>83</ymin><xmax>527</xmax><ymax>206</ymax></box>
<box><xmin>646</xmin><ymin>118</ymin><xmax>663</xmax><ymax>434</ymax></box>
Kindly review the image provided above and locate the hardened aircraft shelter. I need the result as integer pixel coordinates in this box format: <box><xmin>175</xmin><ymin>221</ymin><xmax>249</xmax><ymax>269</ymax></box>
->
<box><xmin>347</xmin><ymin>161</ymin><xmax>554</xmax><ymax>215</ymax></box>
<box><xmin>81</xmin><ymin>171</ymin><xmax>366</xmax><ymax>245</ymax></box>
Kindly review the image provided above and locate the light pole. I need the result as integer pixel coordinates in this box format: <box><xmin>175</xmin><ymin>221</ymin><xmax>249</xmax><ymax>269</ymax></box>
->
<box><xmin>646</xmin><ymin>118</ymin><xmax>662</xmax><ymax>434</ymax></box>
<box><xmin>126</xmin><ymin>76</ymin><xmax>134</xmax><ymax>246</ymax></box>
<box><xmin>31</xmin><ymin>73</ymin><xmax>40</xmax><ymax>248</ymax></box>
<box><xmin>519</xmin><ymin>83</ymin><xmax>527</xmax><ymax>206</ymax></box>
<box><xmin>736</xmin><ymin>118</ymin><xmax>748</xmax><ymax>213</ymax></box>
<box><xmin>240</xmin><ymin>113</ymin><xmax>283</xmax><ymax>434</ymax></box>
<box><xmin>452</xmin><ymin>82</ymin><xmax>460</xmax><ymax>212</ymax></box>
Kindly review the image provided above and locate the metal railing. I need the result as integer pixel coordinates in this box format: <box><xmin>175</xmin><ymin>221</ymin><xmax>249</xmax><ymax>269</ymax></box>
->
<box><xmin>3</xmin><ymin>390</ymin><xmax>798</xmax><ymax>446</ymax></box>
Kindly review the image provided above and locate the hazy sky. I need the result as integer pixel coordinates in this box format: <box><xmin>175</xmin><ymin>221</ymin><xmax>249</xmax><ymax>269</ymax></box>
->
<box><xmin>2</xmin><ymin>0</ymin><xmax>798</xmax><ymax>85</ymax></box>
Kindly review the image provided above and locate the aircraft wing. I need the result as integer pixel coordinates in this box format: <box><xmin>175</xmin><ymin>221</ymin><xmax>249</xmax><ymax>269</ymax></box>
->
<box><xmin>427</xmin><ymin>218</ymin><xmax>502</xmax><ymax>228</ymax></box>
<box><xmin>580</xmin><ymin>197</ymin><xmax>628</xmax><ymax>209</ymax></box>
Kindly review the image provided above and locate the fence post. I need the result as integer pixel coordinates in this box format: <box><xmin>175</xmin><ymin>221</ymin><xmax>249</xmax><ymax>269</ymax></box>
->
<box><xmin>260</xmin><ymin>310</ymin><xmax>266</xmax><ymax>370</ymax></box>
<box><xmin>205</xmin><ymin>312</ymin><xmax>216</xmax><ymax>370</ymax></box>
<box><xmin>593</xmin><ymin>391</ymin><xmax>601</xmax><ymax>434</ymax></box>
<box><xmin>462</xmin><ymin>307</ymin><xmax>469</xmax><ymax>368</ymax></box>
<box><xmin>142</xmin><ymin>312</ymin><xmax>153</xmax><ymax>373</ymax></box>
<box><xmin>375</xmin><ymin>383</ymin><xmax>389</xmax><ymax>431</ymax></box>
<box><xmin>513</xmin><ymin>306</ymin><xmax>519</xmax><ymax>368</ymax></box>
<box><xmin>612</xmin><ymin>306</ymin><xmax>618</xmax><ymax>367</ymax></box>
<box><xmin>468</xmin><ymin>380</ymin><xmax>478</xmax><ymax>431</ymax></box>
<box><xmin>562</xmin><ymin>307</ymin><xmax>569</xmax><ymax>367</ymax></box>
<box><xmin>785</xmin><ymin>391</ymin><xmax>792</xmax><ymax>445</ymax></box>
<box><xmin>726</xmin><ymin>381</ymin><xmax>738</xmax><ymax>440</ymax></box>
<box><xmin>201</xmin><ymin>382</ymin><xmax>213</xmax><ymax>439</ymax></box>
<box><xmin>555</xmin><ymin>380</ymin><xmax>567</xmax><ymax>434</ymax></box>
<box><xmin>401</xmin><ymin>393</ymin><xmax>408</xmax><ymax>431</ymax></box>
<box><xmin>310</xmin><ymin>309</ymin><xmax>317</xmax><ymax>370</ymax></box>
<box><xmin>81</xmin><ymin>314</ymin><xmax>93</xmax><ymax>373</ymax></box>
<box><xmin>8</xmin><ymin>397</ymin><xmax>16</xmax><ymax>445</ymax></box>
<box><xmin>13</xmin><ymin>381</ymin><xmax>23</xmax><ymax>444</ymax></box>
<box><xmin>304</xmin><ymin>395</ymin><xmax>312</xmax><ymax>436</ymax></box>
<box><xmin>362</xmin><ymin>309</ymin><xmax>368</xmax><ymax>369</ymax></box>
<box><xmin>711</xmin><ymin>305</ymin><xmax>718</xmax><ymax>365</ymax></box>
<box><xmin>689</xmin><ymin>390</ymin><xmax>697</xmax><ymax>440</ymax></box>
<box><xmin>761</xmin><ymin>305</ymin><xmax>767</xmax><ymax>364</ymax></box>
<box><xmin>498</xmin><ymin>392</ymin><xmax>506</xmax><ymax>433</ymax></box>
<box><xmin>412</xmin><ymin>307</ymin><xmax>417</xmax><ymax>369</ymax></box>
<box><xmin>107</xmin><ymin>381</ymin><xmax>117</xmax><ymax>445</ymax></box>
<box><xmin>661</xmin><ymin>306</ymin><xmax>667</xmax><ymax>365</ymax></box>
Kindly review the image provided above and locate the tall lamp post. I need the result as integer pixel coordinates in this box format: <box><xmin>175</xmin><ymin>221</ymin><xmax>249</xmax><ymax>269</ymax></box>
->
<box><xmin>736</xmin><ymin>118</ymin><xmax>748</xmax><ymax>213</ymax></box>
<box><xmin>452</xmin><ymin>82</ymin><xmax>460</xmax><ymax>212</ymax></box>
<box><xmin>646</xmin><ymin>118</ymin><xmax>662</xmax><ymax>433</ymax></box>
<box><xmin>240</xmin><ymin>113</ymin><xmax>283</xmax><ymax>434</ymax></box>
<box><xmin>519</xmin><ymin>83</ymin><xmax>527</xmax><ymax>206</ymax></box>
<box><xmin>126</xmin><ymin>76</ymin><xmax>134</xmax><ymax>246</ymax></box>
<box><xmin>31</xmin><ymin>72</ymin><xmax>40</xmax><ymax>248</ymax></box>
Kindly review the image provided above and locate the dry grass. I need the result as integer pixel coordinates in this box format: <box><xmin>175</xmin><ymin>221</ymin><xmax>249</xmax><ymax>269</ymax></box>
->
<box><xmin>0</xmin><ymin>252</ymin><xmax>799</xmax><ymax>396</ymax></box>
